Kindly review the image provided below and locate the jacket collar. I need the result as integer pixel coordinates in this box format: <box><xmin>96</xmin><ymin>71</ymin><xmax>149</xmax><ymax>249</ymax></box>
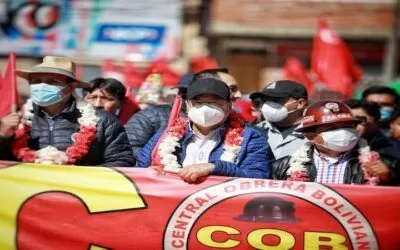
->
<box><xmin>33</xmin><ymin>97</ymin><xmax>79</xmax><ymax>119</ymax></box>
<box><xmin>304</xmin><ymin>144</ymin><xmax>361</xmax><ymax>183</ymax></box>
<box><xmin>185</xmin><ymin>121</ymin><xmax>229</xmax><ymax>139</ymax></box>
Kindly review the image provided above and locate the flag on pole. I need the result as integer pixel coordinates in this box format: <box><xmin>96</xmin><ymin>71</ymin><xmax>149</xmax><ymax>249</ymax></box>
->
<box><xmin>311</xmin><ymin>19</ymin><xmax>362</xmax><ymax>98</ymax></box>
<box><xmin>283</xmin><ymin>57</ymin><xmax>314</xmax><ymax>95</ymax></box>
<box><xmin>0</xmin><ymin>52</ymin><xmax>18</xmax><ymax>117</ymax></box>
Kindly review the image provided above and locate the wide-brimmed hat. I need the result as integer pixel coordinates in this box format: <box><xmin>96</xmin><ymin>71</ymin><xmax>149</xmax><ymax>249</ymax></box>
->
<box><xmin>15</xmin><ymin>56</ymin><xmax>89</xmax><ymax>88</ymax></box>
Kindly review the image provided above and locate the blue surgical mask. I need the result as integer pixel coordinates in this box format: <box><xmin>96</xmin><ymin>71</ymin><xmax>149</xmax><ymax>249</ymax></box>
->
<box><xmin>380</xmin><ymin>108</ymin><xmax>394</xmax><ymax>122</ymax></box>
<box><xmin>30</xmin><ymin>83</ymin><xmax>65</xmax><ymax>107</ymax></box>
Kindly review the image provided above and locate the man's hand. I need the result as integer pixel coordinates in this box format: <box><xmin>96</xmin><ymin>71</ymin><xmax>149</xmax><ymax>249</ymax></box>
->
<box><xmin>366</xmin><ymin>161</ymin><xmax>391</xmax><ymax>182</ymax></box>
<box><xmin>180</xmin><ymin>163</ymin><xmax>214</xmax><ymax>183</ymax></box>
<box><xmin>0</xmin><ymin>113</ymin><xmax>21</xmax><ymax>138</ymax></box>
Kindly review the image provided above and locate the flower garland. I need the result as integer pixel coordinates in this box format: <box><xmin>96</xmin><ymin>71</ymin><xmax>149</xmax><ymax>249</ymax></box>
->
<box><xmin>11</xmin><ymin>100</ymin><xmax>99</xmax><ymax>165</ymax></box>
<box><xmin>158</xmin><ymin>112</ymin><xmax>245</xmax><ymax>173</ymax></box>
<box><xmin>287</xmin><ymin>140</ymin><xmax>379</xmax><ymax>185</ymax></box>
<box><xmin>286</xmin><ymin>143</ymin><xmax>312</xmax><ymax>182</ymax></box>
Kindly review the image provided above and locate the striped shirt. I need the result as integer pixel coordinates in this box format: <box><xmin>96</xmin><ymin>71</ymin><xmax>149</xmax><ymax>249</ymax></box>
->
<box><xmin>313</xmin><ymin>150</ymin><xmax>350</xmax><ymax>184</ymax></box>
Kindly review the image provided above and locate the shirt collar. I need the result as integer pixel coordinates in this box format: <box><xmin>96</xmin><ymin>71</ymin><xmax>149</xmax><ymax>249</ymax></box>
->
<box><xmin>258</xmin><ymin>121</ymin><xmax>303</xmax><ymax>136</ymax></box>
<box><xmin>313</xmin><ymin>148</ymin><xmax>352</xmax><ymax>163</ymax></box>
<box><xmin>188</xmin><ymin>122</ymin><xmax>218</xmax><ymax>140</ymax></box>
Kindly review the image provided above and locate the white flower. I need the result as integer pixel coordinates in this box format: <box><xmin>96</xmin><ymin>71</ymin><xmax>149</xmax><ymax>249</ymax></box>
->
<box><xmin>77</xmin><ymin>102</ymin><xmax>100</xmax><ymax>127</ymax></box>
<box><xmin>35</xmin><ymin>146</ymin><xmax>68</xmax><ymax>165</ymax></box>
<box><xmin>287</xmin><ymin>143</ymin><xmax>311</xmax><ymax>175</ymax></box>
<box><xmin>161</xmin><ymin>154</ymin><xmax>178</xmax><ymax>165</ymax></box>
<box><xmin>221</xmin><ymin>145</ymin><xmax>241</xmax><ymax>163</ymax></box>
<box><xmin>22</xmin><ymin>99</ymin><xmax>34</xmax><ymax>126</ymax></box>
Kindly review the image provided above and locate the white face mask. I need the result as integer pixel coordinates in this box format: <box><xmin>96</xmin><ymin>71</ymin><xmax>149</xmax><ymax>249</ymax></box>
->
<box><xmin>188</xmin><ymin>104</ymin><xmax>226</xmax><ymax>127</ymax></box>
<box><xmin>317</xmin><ymin>128</ymin><xmax>360</xmax><ymax>152</ymax></box>
<box><xmin>261</xmin><ymin>101</ymin><xmax>297</xmax><ymax>122</ymax></box>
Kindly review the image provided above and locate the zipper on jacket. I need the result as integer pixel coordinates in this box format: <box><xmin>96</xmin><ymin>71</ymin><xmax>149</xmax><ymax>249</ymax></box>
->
<box><xmin>48</xmin><ymin>119</ymin><xmax>54</xmax><ymax>145</ymax></box>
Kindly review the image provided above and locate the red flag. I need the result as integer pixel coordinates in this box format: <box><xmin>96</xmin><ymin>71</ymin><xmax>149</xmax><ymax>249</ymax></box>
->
<box><xmin>146</xmin><ymin>58</ymin><xmax>181</xmax><ymax>87</ymax></box>
<box><xmin>283</xmin><ymin>57</ymin><xmax>314</xmax><ymax>95</ymax></box>
<box><xmin>123</xmin><ymin>61</ymin><xmax>144</xmax><ymax>89</ymax></box>
<box><xmin>0</xmin><ymin>52</ymin><xmax>18</xmax><ymax>117</ymax></box>
<box><xmin>118</xmin><ymin>87</ymin><xmax>141</xmax><ymax>125</ymax></box>
<box><xmin>151</xmin><ymin>94</ymin><xmax>183</xmax><ymax>166</ymax></box>
<box><xmin>190</xmin><ymin>56</ymin><xmax>219</xmax><ymax>73</ymax></box>
<box><xmin>101</xmin><ymin>59</ymin><xmax>118</xmax><ymax>74</ymax></box>
<box><xmin>311</xmin><ymin>19</ymin><xmax>362</xmax><ymax>98</ymax></box>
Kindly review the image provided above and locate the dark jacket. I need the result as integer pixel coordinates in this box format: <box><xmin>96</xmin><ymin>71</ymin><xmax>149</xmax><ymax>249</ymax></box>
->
<box><xmin>125</xmin><ymin>104</ymin><xmax>186</xmax><ymax>158</ymax></box>
<box><xmin>1</xmin><ymin>99</ymin><xmax>135</xmax><ymax>167</ymax></box>
<box><xmin>136</xmin><ymin>122</ymin><xmax>272</xmax><ymax>179</ymax></box>
<box><xmin>272</xmin><ymin>144</ymin><xmax>399</xmax><ymax>185</ymax></box>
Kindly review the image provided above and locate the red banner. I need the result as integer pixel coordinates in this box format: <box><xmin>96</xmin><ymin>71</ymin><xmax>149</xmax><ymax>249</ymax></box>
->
<box><xmin>0</xmin><ymin>162</ymin><xmax>399</xmax><ymax>249</ymax></box>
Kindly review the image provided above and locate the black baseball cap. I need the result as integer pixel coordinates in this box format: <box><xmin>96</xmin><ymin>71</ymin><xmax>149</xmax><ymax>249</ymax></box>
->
<box><xmin>176</xmin><ymin>73</ymin><xmax>195</xmax><ymax>90</ymax></box>
<box><xmin>187</xmin><ymin>78</ymin><xmax>230</xmax><ymax>100</ymax></box>
<box><xmin>250</xmin><ymin>80</ymin><xmax>308</xmax><ymax>100</ymax></box>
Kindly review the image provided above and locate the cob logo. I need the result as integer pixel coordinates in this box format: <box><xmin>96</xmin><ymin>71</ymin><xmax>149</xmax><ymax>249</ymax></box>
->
<box><xmin>164</xmin><ymin>179</ymin><xmax>378</xmax><ymax>250</ymax></box>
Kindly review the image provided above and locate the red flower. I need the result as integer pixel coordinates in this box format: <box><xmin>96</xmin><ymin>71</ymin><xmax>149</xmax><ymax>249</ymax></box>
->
<box><xmin>12</xmin><ymin>138</ymin><xmax>29</xmax><ymax>155</ymax></box>
<box><xmin>225</xmin><ymin>128</ymin><xmax>244</xmax><ymax>146</ymax></box>
<box><xmin>80</xmin><ymin>126</ymin><xmax>97</xmax><ymax>134</ymax></box>
<box><xmin>21</xmin><ymin>149</ymin><xmax>37</xmax><ymax>163</ymax></box>
<box><xmin>288</xmin><ymin>171</ymin><xmax>310</xmax><ymax>182</ymax></box>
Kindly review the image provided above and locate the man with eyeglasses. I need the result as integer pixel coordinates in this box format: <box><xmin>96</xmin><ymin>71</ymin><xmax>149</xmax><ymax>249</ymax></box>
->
<box><xmin>250</xmin><ymin>80</ymin><xmax>308</xmax><ymax>160</ymax></box>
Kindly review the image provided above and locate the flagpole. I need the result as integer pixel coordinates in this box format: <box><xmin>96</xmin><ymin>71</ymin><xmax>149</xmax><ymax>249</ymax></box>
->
<box><xmin>382</xmin><ymin>0</ymin><xmax>400</xmax><ymax>83</ymax></box>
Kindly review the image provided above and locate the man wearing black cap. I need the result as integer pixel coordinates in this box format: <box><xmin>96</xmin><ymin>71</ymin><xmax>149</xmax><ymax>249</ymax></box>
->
<box><xmin>250</xmin><ymin>80</ymin><xmax>308</xmax><ymax>160</ymax></box>
<box><xmin>136</xmin><ymin>78</ymin><xmax>272</xmax><ymax>182</ymax></box>
<box><xmin>125</xmin><ymin>73</ymin><xmax>194</xmax><ymax>158</ymax></box>
<box><xmin>194</xmin><ymin>68</ymin><xmax>242</xmax><ymax>102</ymax></box>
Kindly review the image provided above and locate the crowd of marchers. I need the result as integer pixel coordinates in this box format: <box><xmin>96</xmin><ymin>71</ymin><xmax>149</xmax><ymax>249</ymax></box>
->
<box><xmin>1</xmin><ymin>56</ymin><xmax>399</xmax><ymax>185</ymax></box>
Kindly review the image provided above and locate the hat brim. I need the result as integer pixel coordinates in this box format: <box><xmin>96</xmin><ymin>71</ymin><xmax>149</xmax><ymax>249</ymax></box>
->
<box><xmin>16</xmin><ymin>68</ymin><xmax>89</xmax><ymax>88</ymax></box>
<box><xmin>187</xmin><ymin>91</ymin><xmax>228</xmax><ymax>100</ymax></box>
<box><xmin>250</xmin><ymin>91</ymin><xmax>289</xmax><ymax>100</ymax></box>
<box><xmin>295</xmin><ymin>119</ymin><xmax>359</xmax><ymax>133</ymax></box>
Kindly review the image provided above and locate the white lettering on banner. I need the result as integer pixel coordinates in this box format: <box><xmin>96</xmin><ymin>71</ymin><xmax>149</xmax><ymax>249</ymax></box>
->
<box><xmin>104</xmin><ymin>27</ymin><xmax>158</xmax><ymax>41</ymax></box>
<box><xmin>163</xmin><ymin>179</ymin><xmax>378</xmax><ymax>250</ymax></box>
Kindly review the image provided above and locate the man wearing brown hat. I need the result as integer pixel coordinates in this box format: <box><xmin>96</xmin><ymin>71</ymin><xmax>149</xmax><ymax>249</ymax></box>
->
<box><xmin>4</xmin><ymin>56</ymin><xmax>135</xmax><ymax>166</ymax></box>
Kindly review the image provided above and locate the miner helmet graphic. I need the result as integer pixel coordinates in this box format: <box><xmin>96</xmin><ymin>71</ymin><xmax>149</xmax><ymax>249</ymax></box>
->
<box><xmin>235</xmin><ymin>197</ymin><xmax>300</xmax><ymax>223</ymax></box>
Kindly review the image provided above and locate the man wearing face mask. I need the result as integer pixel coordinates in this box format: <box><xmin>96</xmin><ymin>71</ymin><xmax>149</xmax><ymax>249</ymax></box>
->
<box><xmin>136</xmin><ymin>78</ymin><xmax>271</xmax><ymax>182</ymax></box>
<box><xmin>9</xmin><ymin>56</ymin><xmax>135</xmax><ymax>166</ymax></box>
<box><xmin>362</xmin><ymin>86</ymin><xmax>399</xmax><ymax>137</ymax></box>
<box><xmin>194</xmin><ymin>68</ymin><xmax>242</xmax><ymax>102</ymax></box>
<box><xmin>250</xmin><ymin>80</ymin><xmax>308</xmax><ymax>160</ymax></box>
<box><xmin>272</xmin><ymin>100</ymin><xmax>399</xmax><ymax>185</ymax></box>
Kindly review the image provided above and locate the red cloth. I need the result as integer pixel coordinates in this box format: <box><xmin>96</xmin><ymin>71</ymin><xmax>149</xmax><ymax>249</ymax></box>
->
<box><xmin>233</xmin><ymin>100</ymin><xmax>256</xmax><ymax>123</ymax></box>
<box><xmin>190</xmin><ymin>56</ymin><xmax>219</xmax><ymax>73</ymax></box>
<box><xmin>123</xmin><ymin>62</ymin><xmax>144</xmax><ymax>89</ymax></box>
<box><xmin>146</xmin><ymin>58</ymin><xmax>181</xmax><ymax>87</ymax></box>
<box><xmin>311</xmin><ymin>19</ymin><xmax>363</xmax><ymax>99</ymax></box>
<box><xmin>0</xmin><ymin>52</ymin><xmax>18</xmax><ymax>117</ymax></box>
<box><xmin>151</xmin><ymin>94</ymin><xmax>183</xmax><ymax>166</ymax></box>
<box><xmin>283</xmin><ymin>57</ymin><xmax>314</xmax><ymax>95</ymax></box>
<box><xmin>118</xmin><ymin>88</ymin><xmax>141</xmax><ymax>125</ymax></box>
